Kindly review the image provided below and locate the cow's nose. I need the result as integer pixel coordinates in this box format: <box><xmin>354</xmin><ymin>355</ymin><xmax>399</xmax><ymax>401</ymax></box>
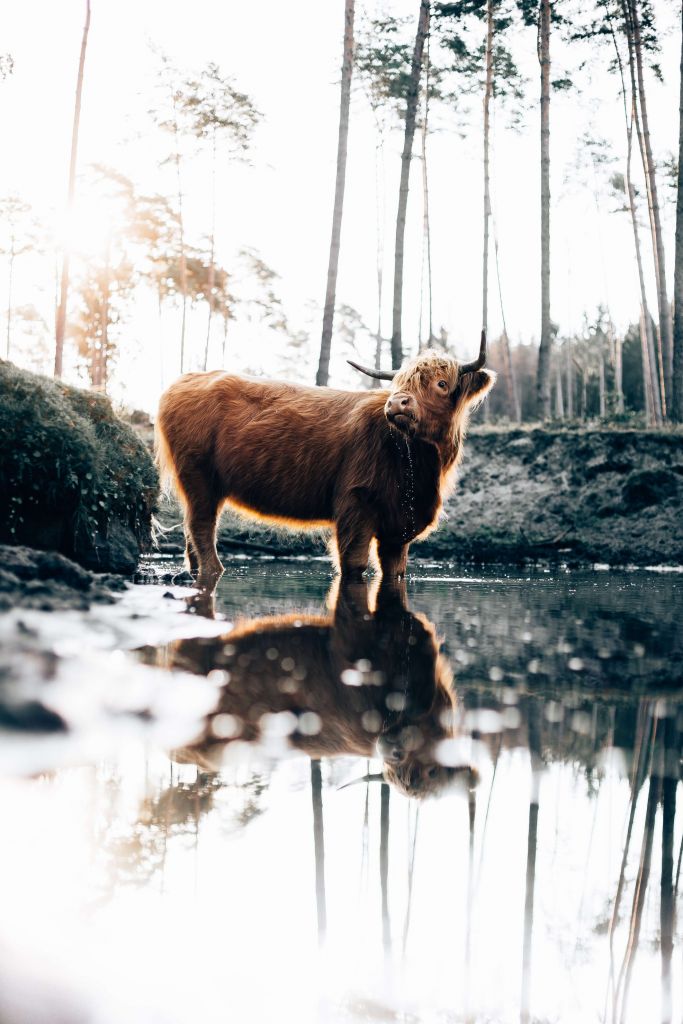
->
<box><xmin>385</xmin><ymin>393</ymin><xmax>414</xmax><ymax>416</ymax></box>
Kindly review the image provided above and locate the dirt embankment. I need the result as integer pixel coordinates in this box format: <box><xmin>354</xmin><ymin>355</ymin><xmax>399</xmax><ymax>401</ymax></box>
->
<box><xmin>155</xmin><ymin>426</ymin><xmax>683</xmax><ymax>566</ymax></box>
<box><xmin>424</xmin><ymin>427</ymin><xmax>683</xmax><ymax>565</ymax></box>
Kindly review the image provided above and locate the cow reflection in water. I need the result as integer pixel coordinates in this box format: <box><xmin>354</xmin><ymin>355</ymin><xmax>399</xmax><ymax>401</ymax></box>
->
<box><xmin>168</xmin><ymin>581</ymin><xmax>474</xmax><ymax>798</ymax></box>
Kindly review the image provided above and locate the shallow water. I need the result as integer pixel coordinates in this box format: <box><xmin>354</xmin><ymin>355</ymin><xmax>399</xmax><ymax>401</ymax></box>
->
<box><xmin>1</xmin><ymin>561</ymin><xmax>682</xmax><ymax>1024</ymax></box>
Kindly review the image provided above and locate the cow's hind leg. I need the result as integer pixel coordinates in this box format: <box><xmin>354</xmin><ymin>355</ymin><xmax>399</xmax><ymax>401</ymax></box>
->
<box><xmin>178</xmin><ymin>465</ymin><xmax>224</xmax><ymax>579</ymax></box>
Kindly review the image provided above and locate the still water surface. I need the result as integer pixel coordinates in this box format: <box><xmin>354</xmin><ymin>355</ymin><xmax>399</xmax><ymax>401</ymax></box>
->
<box><xmin>1</xmin><ymin>561</ymin><xmax>681</xmax><ymax>1024</ymax></box>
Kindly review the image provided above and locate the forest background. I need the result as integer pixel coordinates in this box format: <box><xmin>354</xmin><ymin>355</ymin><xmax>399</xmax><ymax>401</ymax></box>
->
<box><xmin>1</xmin><ymin>0</ymin><xmax>682</xmax><ymax>425</ymax></box>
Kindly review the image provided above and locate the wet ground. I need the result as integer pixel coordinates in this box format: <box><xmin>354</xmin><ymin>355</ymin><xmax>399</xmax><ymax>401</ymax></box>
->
<box><xmin>0</xmin><ymin>559</ymin><xmax>681</xmax><ymax>1024</ymax></box>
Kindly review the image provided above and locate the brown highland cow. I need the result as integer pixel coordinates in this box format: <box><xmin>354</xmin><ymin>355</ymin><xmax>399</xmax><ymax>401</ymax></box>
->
<box><xmin>156</xmin><ymin>334</ymin><xmax>494</xmax><ymax>578</ymax></box>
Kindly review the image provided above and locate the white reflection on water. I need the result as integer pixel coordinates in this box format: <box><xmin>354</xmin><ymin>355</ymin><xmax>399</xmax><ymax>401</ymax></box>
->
<box><xmin>0</xmin><ymin>746</ymin><xmax>679</xmax><ymax>1024</ymax></box>
<box><xmin>0</xmin><ymin>562</ymin><xmax>681</xmax><ymax>1024</ymax></box>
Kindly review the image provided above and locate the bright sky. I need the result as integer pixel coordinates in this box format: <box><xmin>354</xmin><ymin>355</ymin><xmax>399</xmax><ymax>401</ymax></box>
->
<box><xmin>0</xmin><ymin>0</ymin><xmax>680</xmax><ymax>411</ymax></box>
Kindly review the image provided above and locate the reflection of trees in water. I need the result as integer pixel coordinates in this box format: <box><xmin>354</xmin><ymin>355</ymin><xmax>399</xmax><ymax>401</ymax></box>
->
<box><xmin>131</xmin><ymin>573</ymin><xmax>683</xmax><ymax>1020</ymax></box>
<box><xmin>410</xmin><ymin>573</ymin><xmax>682</xmax><ymax>693</ymax></box>
<box><xmin>95</xmin><ymin>766</ymin><xmax>270</xmax><ymax>897</ymax></box>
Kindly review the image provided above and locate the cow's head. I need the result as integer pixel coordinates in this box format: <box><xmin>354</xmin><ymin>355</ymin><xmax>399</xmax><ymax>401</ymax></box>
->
<box><xmin>349</xmin><ymin>332</ymin><xmax>495</xmax><ymax>447</ymax></box>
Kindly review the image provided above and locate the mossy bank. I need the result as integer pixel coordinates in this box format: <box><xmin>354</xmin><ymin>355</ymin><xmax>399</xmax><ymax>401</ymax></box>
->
<box><xmin>155</xmin><ymin>425</ymin><xmax>683</xmax><ymax>567</ymax></box>
<box><xmin>0</xmin><ymin>360</ymin><xmax>157</xmax><ymax>573</ymax></box>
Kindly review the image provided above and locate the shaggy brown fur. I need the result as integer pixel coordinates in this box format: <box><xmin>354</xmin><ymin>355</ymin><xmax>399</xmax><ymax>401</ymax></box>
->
<box><xmin>161</xmin><ymin>581</ymin><xmax>475</xmax><ymax>798</ymax></box>
<box><xmin>156</xmin><ymin>349</ymin><xmax>495</xmax><ymax>578</ymax></box>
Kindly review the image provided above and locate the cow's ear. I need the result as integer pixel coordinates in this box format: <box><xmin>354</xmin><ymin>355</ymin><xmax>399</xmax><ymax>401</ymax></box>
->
<box><xmin>463</xmin><ymin>368</ymin><xmax>496</xmax><ymax>406</ymax></box>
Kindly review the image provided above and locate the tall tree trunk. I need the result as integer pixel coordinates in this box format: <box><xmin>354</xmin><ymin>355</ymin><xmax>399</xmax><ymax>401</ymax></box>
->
<box><xmin>221</xmin><ymin>313</ymin><xmax>229</xmax><ymax>368</ymax></box>
<box><xmin>610</xmin><ymin>18</ymin><xmax>662</xmax><ymax>424</ymax></box>
<box><xmin>492</xmin><ymin>219</ymin><xmax>520</xmax><ymax>421</ymax></box>
<box><xmin>418</xmin><ymin>30</ymin><xmax>433</xmax><ymax>351</ymax></box>
<box><xmin>316</xmin><ymin>0</ymin><xmax>355</xmax><ymax>387</ymax></box>
<box><xmin>598</xmin><ymin>349</ymin><xmax>606</xmax><ymax>417</ymax></box>
<box><xmin>390</xmin><ymin>0</ymin><xmax>430</xmax><ymax>370</ymax></box>
<box><xmin>566</xmin><ymin>340</ymin><xmax>574</xmax><ymax>418</ymax></box>
<box><xmin>99</xmin><ymin>241</ymin><xmax>111</xmax><ymax>392</ymax></box>
<box><xmin>502</xmin><ymin>331</ymin><xmax>520</xmax><ymax>422</ymax></box>
<box><xmin>580</xmin><ymin>365</ymin><xmax>587</xmax><ymax>420</ymax></box>
<box><xmin>5</xmin><ymin>240</ymin><xmax>14</xmax><ymax>359</ymax></box>
<box><xmin>172</xmin><ymin>122</ymin><xmax>188</xmax><ymax>374</ymax></box>
<box><xmin>158</xmin><ymin>284</ymin><xmax>165</xmax><ymax>391</ymax></box>
<box><xmin>536</xmin><ymin>0</ymin><xmax>553</xmax><ymax>419</ymax></box>
<box><xmin>482</xmin><ymin>0</ymin><xmax>494</xmax><ymax>339</ymax></box>
<box><xmin>419</xmin><ymin>112</ymin><xmax>433</xmax><ymax>348</ymax></box>
<box><xmin>614</xmin><ymin>332</ymin><xmax>624</xmax><ymax>413</ymax></box>
<box><xmin>629</xmin><ymin>179</ymin><xmax>661</xmax><ymax>425</ymax></box>
<box><xmin>638</xmin><ymin>308</ymin><xmax>655</xmax><ymax>423</ymax></box>
<box><xmin>373</xmin><ymin>135</ymin><xmax>385</xmax><ymax>386</ymax></box>
<box><xmin>54</xmin><ymin>0</ymin><xmax>91</xmax><ymax>378</ymax></box>
<box><xmin>204</xmin><ymin>127</ymin><xmax>218</xmax><ymax>372</ymax></box>
<box><xmin>628</xmin><ymin>0</ymin><xmax>673</xmax><ymax>412</ymax></box>
<box><xmin>673</xmin><ymin>5</ymin><xmax>683</xmax><ymax>423</ymax></box>
<box><xmin>555</xmin><ymin>360</ymin><xmax>564</xmax><ymax>417</ymax></box>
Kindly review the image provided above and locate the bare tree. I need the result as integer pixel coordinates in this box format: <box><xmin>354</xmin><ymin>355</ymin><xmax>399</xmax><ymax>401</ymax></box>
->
<box><xmin>482</xmin><ymin>0</ymin><xmax>494</xmax><ymax>339</ymax></box>
<box><xmin>418</xmin><ymin>34</ymin><xmax>434</xmax><ymax>350</ymax></box>
<box><xmin>391</xmin><ymin>0</ymin><xmax>430</xmax><ymax>370</ymax></box>
<box><xmin>536</xmin><ymin>0</ymin><xmax>553</xmax><ymax>419</ymax></box>
<box><xmin>623</xmin><ymin>0</ymin><xmax>672</xmax><ymax>411</ymax></box>
<box><xmin>175</xmin><ymin>63</ymin><xmax>260</xmax><ymax>371</ymax></box>
<box><xmin>608</xmin><ymin>17</ymin><xmax>662</xmax><ymax>424</ymax></box>
<box><xmin>54</xmin><ymin>0</ymin><xmax>91</xmax><ymax>378</ymax></box>
<box><xmin>673</xmin><ymin>4</ymin><xmax>683</xmax><ymax>423</ymax></box>
<box><xmin>317</xmin><ymin>0</ymin><xmax>356</xmax><ymax>386</ymax></box>
<box><xmin>0</xmin><ymin>197</ymin><xmax>34</xmax><ymax>359</ymax></box>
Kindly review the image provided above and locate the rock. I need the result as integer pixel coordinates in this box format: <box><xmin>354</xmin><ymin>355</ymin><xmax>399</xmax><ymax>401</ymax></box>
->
<box><xmin>0</xmin><ymin>359</ymin><xmax>158</xmax><ymax>574</ymax></box>
<box><xmin>0</xmin><ymin>545</ymin><xmax>92</xmax><ymax>589</ymax></box>
<box><xmin>0</xmin><ymin>545</ymin><xmax>122</xmax><ymax>611</ymax></box>
<box><xmin>621</xmin><ymin>468</ymin><xmax>679</xmax><ymax>511</ymax></box>
<box><xmin>78</xmin><ymin>520</ymin><xmax>139</xmax><ymax>575</ymax></box>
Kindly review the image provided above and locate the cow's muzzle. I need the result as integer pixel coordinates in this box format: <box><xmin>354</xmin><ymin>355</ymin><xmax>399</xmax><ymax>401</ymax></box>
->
<box><xmin>385</xmin><ymin>392</ymin><xmax>417</xmax><ymax>434</ymax></box>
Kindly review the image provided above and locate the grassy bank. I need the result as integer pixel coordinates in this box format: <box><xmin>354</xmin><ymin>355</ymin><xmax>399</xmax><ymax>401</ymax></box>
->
<box><xmin>0</xmin><ymin>360</ymin><xmax>157</xmax><ymax>573</ymax></box>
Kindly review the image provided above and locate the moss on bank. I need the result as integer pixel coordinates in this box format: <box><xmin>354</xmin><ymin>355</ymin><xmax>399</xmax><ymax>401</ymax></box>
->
<box><xmin>0</xmin><ymin>360</ymin><xmax>157</xmax><ymax>573</ymax></box>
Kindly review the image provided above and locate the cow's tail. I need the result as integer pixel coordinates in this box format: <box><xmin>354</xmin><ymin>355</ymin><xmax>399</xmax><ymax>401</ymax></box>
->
<box><xmin>154</xmin><ymin>415</ymin><xmax>186</xmax><ymax>508</ymax></box>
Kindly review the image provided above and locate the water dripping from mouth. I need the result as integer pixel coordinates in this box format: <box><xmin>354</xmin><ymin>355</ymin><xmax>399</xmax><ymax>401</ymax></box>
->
<box><xmin>391</xmin><ymin>434</ymin><xmax>416</xmax><ymax>542</ymax></box>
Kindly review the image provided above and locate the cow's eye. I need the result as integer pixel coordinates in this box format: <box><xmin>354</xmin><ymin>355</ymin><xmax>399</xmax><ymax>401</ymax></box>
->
<box><xmin>437</xmin><ymin>380</ymin><xmax>448</xmax><ymax>390</ymax></box>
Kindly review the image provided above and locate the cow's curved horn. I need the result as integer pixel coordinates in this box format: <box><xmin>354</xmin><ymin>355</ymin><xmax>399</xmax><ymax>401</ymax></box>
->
<box><xmin>459</xmin><ymin>330</ymin><xmax>487</xmax><ymax>374</ymax></box>
<box><xmin>338</xmin><ymin>772</ymin><xmax>385</xmax><ymax>790</ymax></box>
<box><xmin>347</xmin><ymin>360</ymin><xmax>395</xmax><ymax>381</ymax></box>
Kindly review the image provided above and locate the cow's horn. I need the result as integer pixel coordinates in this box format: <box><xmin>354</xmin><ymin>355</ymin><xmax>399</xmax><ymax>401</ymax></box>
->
<box><xmin>347</xmin><ymin>360</ymin><xmax>395</xmax><ymax>381</ymax></box>
<box><xmin>338</xmin><ymin>772</ymin><xmax>385</xmax><ymax>790</ymax></box>
<box><xmin>459</xmin><ymin>330</ymin><xmax>487</xmax><ymax>374</ymax></box>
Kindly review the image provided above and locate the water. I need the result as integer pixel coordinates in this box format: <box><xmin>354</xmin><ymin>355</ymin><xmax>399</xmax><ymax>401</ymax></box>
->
<box><xmin>0</xmin><ymin>560</ymin><xmax>681</xmax><ymax>1024</ymax></box>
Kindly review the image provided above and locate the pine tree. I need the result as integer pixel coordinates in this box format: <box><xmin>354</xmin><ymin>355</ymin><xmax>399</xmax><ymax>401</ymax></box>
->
<box><xmin>54</xmin><ymin>0</ymin><xmax>91</xmax><ymax>378</ymax></box>
<box><xmin>317</xmin><ymin>0</ymin><xmax>356</xmax><ymax>386</ymax></box>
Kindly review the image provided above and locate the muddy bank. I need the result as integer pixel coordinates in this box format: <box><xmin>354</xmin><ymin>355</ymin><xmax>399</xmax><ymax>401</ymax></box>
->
<box><xmin>155</xmin><ymin>427</ymin><xmax>683</xmax><ymax>566</ymax></box>
<box><xmin>0</xmin><ymin>544</ymin><xmax>128</xmax><ymax>611</ymax></box>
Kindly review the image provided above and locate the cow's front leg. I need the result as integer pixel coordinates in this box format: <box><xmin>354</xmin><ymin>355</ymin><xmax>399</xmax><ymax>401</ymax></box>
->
<box><xmin>377</xmin><ymin>539</ymin><xmax>409</xmax><ymax>580</ymax></box>
<box><xmin>335</xmin><ymin>503</ymin><xmax>375</xmax><ymax>579</ymax></box>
